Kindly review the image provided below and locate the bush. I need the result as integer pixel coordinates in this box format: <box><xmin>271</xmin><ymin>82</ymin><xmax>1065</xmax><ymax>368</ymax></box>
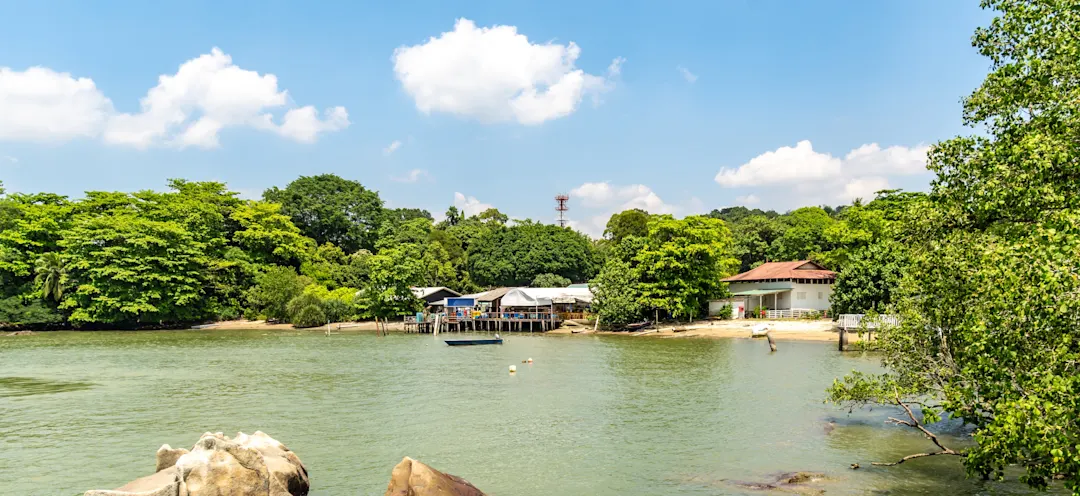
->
<box><xmin>531</xmin><ymin>273</ymin><xmax>572</xmax><ymax>288</ymax></box>
<box><xmin>291</xmin><ymin>303</ymin><xmax>327</xmax><ymax>328</ymax></box>
<box><xmin>800</xmin><ymin>310</ymin><xmax>822</xmax><ymax>320</ymax></box>
<box><xmin>714</xmin><ymin>303</ymin><xmax>733</xmax><ymax>320</ymax></box>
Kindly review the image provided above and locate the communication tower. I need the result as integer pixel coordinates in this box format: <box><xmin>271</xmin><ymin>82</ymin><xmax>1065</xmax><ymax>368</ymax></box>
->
<box><xmin>555</xmin><ymin>194</ymin><xmax>570</xmax><ymax>227</ymax></box>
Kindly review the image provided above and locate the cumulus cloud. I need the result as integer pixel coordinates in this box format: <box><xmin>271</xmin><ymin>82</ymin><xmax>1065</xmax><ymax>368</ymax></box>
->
<box><xmin>383</xmin><ymin>139</ymin><xmax>402</xmax><ymax>156</ymax></box>
<box><xmin>715</xmin><ymin>140</ymin><xmax>929</xmax><ymax>188</ymax></box>
<box><xmin>453</xmin><ymin>192</ymin><xmax>494</xmax><ymax>216</ymax></box>
<box><xmin>840</xmin><ymin>177</ymin><xmax>891</xmax><ymax>202</ymax></box>
<box><xmin>392</xmin><ymin>169</ymin><xmax>428</xmax><ymax>183</ymax></box>
<box><xmin>735</xmin><ymin>194</ymin><xmax>760</xmax><ymax>205</ymax></box>
<box><xmin>0</xmin><ymin>49</ymin><xmax>348</xmax><ymax>147</ymax></box>
<box><xmin>392</xmin><ymin>18</ymin><xmax>622</xmax><ymax>125</ymax></box>
<box><xmin>0</xmin><ymin>67</ymin><xmax>113</xmax><ymax>142</ymax></box>
<box><xmin>677</xmin><ymin>65</ymin><xmax>697</xmax><ymax>83</ymax></box>
<box><xmin>568</xmin><ymin>181</ymin><xmax>685</xmax><ymax>237</ymax></box>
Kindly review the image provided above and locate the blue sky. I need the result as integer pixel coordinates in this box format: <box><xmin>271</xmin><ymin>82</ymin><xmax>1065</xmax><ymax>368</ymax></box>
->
<box><xmin>0</xmin><ymin>0</ymin><xmax>992</xmax><ymax>236</ymax></box>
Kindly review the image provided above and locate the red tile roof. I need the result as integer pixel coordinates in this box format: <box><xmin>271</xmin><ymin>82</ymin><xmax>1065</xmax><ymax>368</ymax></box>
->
<box><xmin>721</xmin><ymin>260</ymin><xmax>836</xmax><ymax>282</ymax></box>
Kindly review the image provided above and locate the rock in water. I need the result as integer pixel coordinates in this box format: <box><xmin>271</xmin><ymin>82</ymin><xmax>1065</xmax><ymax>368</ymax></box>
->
<box><xmin>384</xmin><ymin>457</ymin><xmax>486</xmax><ymax>496</ymax></box>
<box><xmin>84</xmin><ymin>431</ymin><xmax>309</xmax><ymax>496</ymax></box>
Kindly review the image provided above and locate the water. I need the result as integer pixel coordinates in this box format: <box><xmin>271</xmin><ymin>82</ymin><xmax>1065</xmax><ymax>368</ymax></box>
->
<box><xmin>0</xmin><ymin>330</ymin><xmax>1049</xmax><ymax>495</ymax></box>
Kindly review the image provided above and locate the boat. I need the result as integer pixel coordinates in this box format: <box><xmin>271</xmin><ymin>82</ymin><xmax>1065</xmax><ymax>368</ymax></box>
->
<box><xmin>623</xmin><ymin>321</ymin><xmax>652</xmax><ymax>332</ymax></box>
<box><xmin>444</xmin><ymin>338</ymin><xmax>503</xmax><ymax>346</ymax></box>
<box><xmin>751</xmin><ymin>324</ymin><xmax>770</xmax><ymax>337</ymax></box>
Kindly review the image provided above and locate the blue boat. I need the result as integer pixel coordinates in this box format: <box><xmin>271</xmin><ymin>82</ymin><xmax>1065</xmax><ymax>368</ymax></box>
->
<box><xmin>444</xmin><ymin>338</ymin><xmax>503</xmax><ymax>346</ymax></box>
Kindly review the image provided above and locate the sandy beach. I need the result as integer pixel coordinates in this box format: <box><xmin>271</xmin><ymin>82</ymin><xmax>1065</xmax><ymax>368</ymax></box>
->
<box><xmin>552</xmin><ymin>318</ymin><xmax>857</xmax><ymax>342</ymax></box>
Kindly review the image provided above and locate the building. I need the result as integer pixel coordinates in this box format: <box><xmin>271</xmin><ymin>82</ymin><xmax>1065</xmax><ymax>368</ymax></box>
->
<box><xmin>411</xmin><ymin>287</ymin><xmax>461</xmax><ymax>309</ymax></box>
<box><xmin>717</xmin><ymin>261</ymin><xmax>836</xmax><ymax>317</ymax></box>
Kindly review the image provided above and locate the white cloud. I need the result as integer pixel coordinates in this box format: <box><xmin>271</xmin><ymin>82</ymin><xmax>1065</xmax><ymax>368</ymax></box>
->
<box><xmin>392</xmin><ymin>169</ymin><xmax>428</xmax><ymax>183</ymax></box>
<box><xmin>715</xmin><ymin>140</ymin><xmax>929</xmax><ymax>188</ymax></box>
<box><xmin>735</xmin><ymin>194</ymin><xmax>760</xmax><ymax>205</ymax></box>
<box><xmin>383</xmin><ymin>139</ymin><xmax>402</xmax><ymax>156</ymax></box>
<box><xmin>569</xmin><ymin>181</ymin><xmax>683</xmax><ymax>237</ymax></box>
<box><xmin>840</xmin><ymin>177</ymin><xmax>890</xmax><ymax>202</ymax></box>
<box><xmin>677</xmin><ymin>65</ymin><xmax>697</xmax><ymax>83</ymax></box>
<box><xmin>104</xmin><ymin>48</ymin><xmax>347</xmax><ymax>148</ymax></box>
<box><xmin>453</xmin><ymin>191</ymin><xmax>494</xmax><ymax>216</ymax></box>
<box><xmin>843</xmin><ymin>143</ymin><xmax>930</xmax><ymax>175</ymax></box>
<box><xmin>715</xmin><ymin>140</ymin><xmax>842</xmax><ymax>187</ymax></box>
<box><xmin>714</xmin><ymin>140</ymin><xmax>930</xmax><ymax>210</ymax></box>
<box><xmin>0</xmin><ymin>49</ymin><xmax>348</xmax><ymax>147</ymax></box>
<box><xmin>1</xmin><ymin>155</ymin><xmax>17</xmax><ymax>164</ymax></box>
<box><xmin>0</xmin><ymin>67</ymin><xmax>113</xmax><ymax>142</ymax></box>
<box><xmin>392</xmin><ymin>18</ymin><xmax>622</xmax><ymax>125</ymax></box>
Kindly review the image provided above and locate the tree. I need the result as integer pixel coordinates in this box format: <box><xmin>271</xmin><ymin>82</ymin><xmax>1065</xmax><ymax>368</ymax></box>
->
<box><xmin>590</xmin><ymin>258</ymin><xmax>642</xmax><ymax>328</ymax></box>
<box><xmin>60</xmin><ymin>214</ymin><xmax>209</xmax><ymax>325</ymax></box>
<box><xmin>231</xmin><ymin>201</ymin><xmax>314</xmax><ymax>267</ymax></box>
<box><xmin>246</xmin><ymin>266</ymin><xmax>309</xmax><ymax>321</ymax></box>
<box><xmin>636</xmin><ymin>215</ymin><xmax>738</xmax><ymax>320</ymax></box>
<box><xmin>385</xmin><ymin>207</ymin><xmax>433</xmax><ymax>225</ymax></box>
<box><xmin>359</xmin><ymin>246</ymin><xmax>423</xmax><ymax>320</ymax></box>
<box><xmin>828</xmin><ymin>241</ymin><xmax>908</xmax><ymax>315</ymax></box>
<box><xmin>829</xmin><ymin>1</ymin><xmax>1080</xmax><ymax>491</ymax></box>
<box><xmin>263</xmin><ymin>174</ymin><xmax>384</xmax><ymax>252</ymax></box>
<box><xmin>770</xmin><ymin>207</ymin><xmax>837</xmax><ymax>264</ymax></box>
<box><xmin>467</xmin><ymin>221</ymin><xmax>598</xmax><ymax>287</ymax></box>
<box><xmin>604</xmin><ymin>209</ymin><xmax>650</xmax><ymax>243</ymax></box>
<box><xmin>530</xmin><ymin>273</ymin><xmax>571</xmax><ymax>288</ymax></box>
<box><xmin>730</xmin><ymin>215</ymin><xmax>785</xmax><ymax>272</ymax></box>
<box><xmin>33</xmin><ymin>253</ymin><xmax>66</xmax><ymax>302</ymax></box>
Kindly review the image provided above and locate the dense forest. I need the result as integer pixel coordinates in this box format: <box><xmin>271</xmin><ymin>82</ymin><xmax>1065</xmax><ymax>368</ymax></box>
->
<box><xmin>0</xmin><ymin>166</ymin><xmax>912</xmax><ymax>329</ymax></box>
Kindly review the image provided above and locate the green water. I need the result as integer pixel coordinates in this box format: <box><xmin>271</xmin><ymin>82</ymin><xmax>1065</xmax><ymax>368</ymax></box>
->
<box><xmin>0</xmin><ymin>331</ymin><xmax>1048</xmax><ymax>495</ymax></box>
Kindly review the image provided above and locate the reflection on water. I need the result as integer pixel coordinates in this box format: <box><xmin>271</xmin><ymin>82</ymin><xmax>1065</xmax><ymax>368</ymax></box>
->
<box><xmin>0</xmin><ymin>376</ymin><xmax>95</xmax><ymax>397</ymax></box>
<box><xmin>0</xmin><ymin>331</ymin><xmax>1055</xmax><ymax>495</ymax></box>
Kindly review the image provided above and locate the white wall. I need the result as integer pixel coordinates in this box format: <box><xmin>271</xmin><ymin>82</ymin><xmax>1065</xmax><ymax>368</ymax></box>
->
<box><xmin>789</xmin><ymin>282</ymin><xmax>833</xmax><ymax>311</ymax></box>
<box><xmin>727</xmin><ymin>281</ymin><xmax>833</xmax><ymax>311</ymax></box>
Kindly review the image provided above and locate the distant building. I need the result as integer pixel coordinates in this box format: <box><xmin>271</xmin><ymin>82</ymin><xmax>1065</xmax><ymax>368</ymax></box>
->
<box><xmin>717</xmin><ymin>261</ymin><xmax>837</xmax><ymax>317</ymax></box>
<box><xmin>411</xmin><ymin>287</ymin><xmax>461</xmax><ymax>308</ymax></box>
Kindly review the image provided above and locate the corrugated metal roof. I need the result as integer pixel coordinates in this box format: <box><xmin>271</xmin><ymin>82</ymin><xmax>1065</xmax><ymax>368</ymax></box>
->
<box><xmin>731</xmin><ymin>289</ymin><xmax>790</xmax><ymax>296</ymax></box>
<box><xmin>410</xmin><ymin>287</ymin><xmax>461</xmax><ymax>299</ymax></box>
<box><xmin>721</xmin><ymin>260</ymin><xmax>836</xmax><ymax>282</ymax></box>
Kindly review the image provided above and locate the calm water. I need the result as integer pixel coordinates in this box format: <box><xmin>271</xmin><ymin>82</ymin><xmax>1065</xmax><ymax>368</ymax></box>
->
<box><xmin>0</xmin><ymin>331</ymin><xmax>1048</xmax><ymax>495</ymax></box>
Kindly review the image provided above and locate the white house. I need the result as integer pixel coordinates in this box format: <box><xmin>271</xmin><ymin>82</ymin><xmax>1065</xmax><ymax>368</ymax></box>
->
<box><xmin>717</xmin><ymin>260</ymin><xmax>836</xmax><ymax>317</ymax></box>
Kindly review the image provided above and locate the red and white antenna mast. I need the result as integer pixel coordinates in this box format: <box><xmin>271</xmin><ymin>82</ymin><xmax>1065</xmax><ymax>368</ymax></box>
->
<box><xmin>555</xmin><ymin>194</ymin><xmax>570</xmax><ymax>227</ymax></box>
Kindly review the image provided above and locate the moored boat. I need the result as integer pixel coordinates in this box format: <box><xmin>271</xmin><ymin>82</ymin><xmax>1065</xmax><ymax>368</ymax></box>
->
<box><xmin>444</xmin><ymin>338</ymin><xmax>503</xmax><ymax>346</ymax></box>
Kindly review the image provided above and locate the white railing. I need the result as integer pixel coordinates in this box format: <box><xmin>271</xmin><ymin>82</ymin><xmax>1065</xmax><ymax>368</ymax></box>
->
<box><xmin>838</xmin><ymin>314</ymin><xmax>900</xmax><ymax>330</ymax></box>
<box><xmin>754</xmin><ymin>309</ymin><xmax>822</xmax><ymax>319</ymax></box>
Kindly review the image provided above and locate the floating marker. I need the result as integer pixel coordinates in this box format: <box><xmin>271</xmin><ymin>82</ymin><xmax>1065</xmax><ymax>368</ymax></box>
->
<box><xmin>508</xmin><ymin>365</ymin><xmax>517</xmax><ymax>373</ymax></box>
<box><xmin>526</xmin><ymin>357</ymin><xmax>533</xmax><ymax>363</ymax></box>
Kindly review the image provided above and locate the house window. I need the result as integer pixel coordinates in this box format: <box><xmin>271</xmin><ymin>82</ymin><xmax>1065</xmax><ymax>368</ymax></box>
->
<box><xmin>818</xmin><ymin>292</ymin><xmax>823</xmax><ymax>300</ymax></box>
<box><xmin>797</xmin><ymin>292</ymin><xmax>806</xmax><ymax>300</ymax></box>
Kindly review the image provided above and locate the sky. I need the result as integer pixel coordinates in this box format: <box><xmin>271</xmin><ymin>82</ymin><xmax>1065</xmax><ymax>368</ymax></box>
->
<box><xmin>0</xmin><ymin>0</ymin><xmax>993</xmax><ymax>237</ymax></box>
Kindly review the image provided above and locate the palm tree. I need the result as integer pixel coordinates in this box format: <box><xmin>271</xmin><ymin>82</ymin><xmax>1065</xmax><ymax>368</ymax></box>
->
<box><xmin>34</xmin><ymin>253</ymin><xmax>66</xmax><ymax>302</ymax></box>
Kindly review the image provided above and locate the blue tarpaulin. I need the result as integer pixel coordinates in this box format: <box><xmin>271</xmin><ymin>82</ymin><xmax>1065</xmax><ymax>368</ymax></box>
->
<box><xmin>445</xmin><ymin>297</ymin><xmax>475</xmax><ymax>308</ymax></box>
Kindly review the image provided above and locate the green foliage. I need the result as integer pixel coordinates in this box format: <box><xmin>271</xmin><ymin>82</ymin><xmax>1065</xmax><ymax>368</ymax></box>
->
<box><xmin>60</xmin><ymin>213</ymin><xmax>209</xmax><ymax>325</ymax></box>
<box><xmin>590</xmin><ymin>258</ymin><xmax>642</xmax><ymax>328</ymax></box>
<box><xmin>530</xmin><ymin>273</ymin><xmax>571</xmax><ymax>288</ymax></box>
<box><xmin>231</xmin><ymin>200</ymin><xmax>314</xmax><ymax>266</ymax></box>
<box><xmin>829</xmin><ymin>241</ymin><xmax>908</xmax><ymax>315</ymax></box>
<box><xmin>33</xmin><ymin>252</ymin><xmax>66</xmax><ymax>302</ymax></box>
<box><xmin>286</xmin><ymin>292</ymin><xmax>327</xmax><ymax>328</ymax></box>
<box><xmin>730</xmin><ymin>215</ymin><xmax>785</xmax><ymax>272</ymax></box>
<box><xmin>636</xmin><ymin>215</ymin><xmax>738</xmax><ymax>320</ymax></box>
<box><xmin>829</xmin><ymin>1</ymin><xmax>1080</xmax><ymax>491</ymax></box>
<box><xmin>467</xmin><ymin>221</ymin><xmax>597</xmax><ymax>287</ymax></box>
<box><xmin>604</xmin><ymin>209</ymin><xmax>650</xmax><ymax>243</ymax></box>
<box><xmin>359</xmin><ymin>246</ymin><xmax>423</xmax><ymax>319</ymax></box>
<box><xmin>263</xmin><ymin>174</ymin><xmax>384</xmax><ymax>252</ymax></box>
<box><xmin>246</xmin><ymin>266</ymin><xmax>309</xmax><ymax>321</ymax></box>
<box><xmin>0</xmin><ymin>295</ymin><xmax>63</xmax><ymax>325</ymax></box>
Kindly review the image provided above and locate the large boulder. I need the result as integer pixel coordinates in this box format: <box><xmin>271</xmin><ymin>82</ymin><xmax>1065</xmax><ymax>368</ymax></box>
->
<box><xmin>384</xmin><ymin>457</ymin><xmax>486</xmax><ymax>496</ymax></box>
<box><xmin>85</xmin><ymin>431</ymin><xmax>308</xmax><ymax>496</ymax></box>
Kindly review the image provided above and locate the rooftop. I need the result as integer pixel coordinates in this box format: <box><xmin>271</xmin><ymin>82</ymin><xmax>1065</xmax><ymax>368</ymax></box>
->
<box><xmin>721</xmin><ymin>260</ymin><xmax>836</xmax><ymax>283</ymax></box>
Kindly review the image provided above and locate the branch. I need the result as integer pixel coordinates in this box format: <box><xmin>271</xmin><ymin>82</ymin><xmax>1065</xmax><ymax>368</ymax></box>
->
<box><xmin>872</xmin><ymin>451</ymin><xmax>965</xmax><ymax>466</ymax></box>
<box><xmin>871</xmin><ymin>388</ymin><xmax>965</xmax><ymax>467</ymax></box>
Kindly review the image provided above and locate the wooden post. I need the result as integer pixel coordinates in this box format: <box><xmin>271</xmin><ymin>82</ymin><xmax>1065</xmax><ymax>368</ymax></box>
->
<box><xmin>838</xmin><ymin>327</ymin><xmax>847</xmax><ymax>351</ymax></box>
<box><xmin>766</xmin><ymin>331</ymin><xmax>777</xmax><ymax>352</ymax></box>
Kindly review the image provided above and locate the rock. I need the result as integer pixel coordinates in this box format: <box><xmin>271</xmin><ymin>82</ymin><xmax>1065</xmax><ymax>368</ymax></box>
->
<box><xmin>156</xmin><ymin>445</ymin><xmax>189</xmax><ymax>472</ymax></box>
<box><xmin>384</xmin><ymin>457</ymin><xmax>486</xmax><ymax>496</ymax></box>
<box><xmin>778</xmin><ymin>472</ymin><xmax>826</xmax><ymax>485</ymax></box>
<box><xmin>84</xmin><ymin>431</ymin><xmax>308</xmax><ymax>496</ymax></box>
<box><xmin>5</xmin><ymin>330</ymin><xmax>35</xmax><ymax>336</ymax></box>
